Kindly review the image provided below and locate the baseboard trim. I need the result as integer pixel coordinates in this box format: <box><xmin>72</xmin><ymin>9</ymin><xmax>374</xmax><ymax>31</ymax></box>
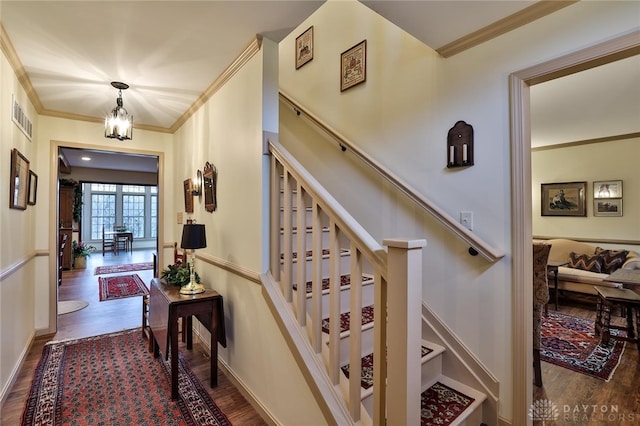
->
<box><xmin>191</xmin><ymin>326</ymin><xmax>277</xmax><ymax>426</ymax></box>
<box><xmin>0</xmin><ymin>331</ymin><xmax>34</xmax><ymax>414</ymax></box>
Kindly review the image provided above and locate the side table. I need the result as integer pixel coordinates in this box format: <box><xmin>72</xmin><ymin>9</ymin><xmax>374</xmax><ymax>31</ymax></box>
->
<box><xmin>546</xmin><ymin>261</ymin><xmax>567</xmax><ymax>312</ymax></box>
<box><xmin>594</xmin><ymin>286</ymin><xmax>640</xmax><ymax>351</ymax></box>
<box><xmin>149</xmin><ymin>278</ymin><xmax>227</xmax><ymax>400</ymax></box>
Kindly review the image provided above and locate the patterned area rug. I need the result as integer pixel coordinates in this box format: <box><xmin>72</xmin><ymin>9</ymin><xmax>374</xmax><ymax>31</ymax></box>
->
<box><xmin>98</xmin><ymin>274</ymin><xmax>149</xmax><ymax>301</ymax></box>
<box><xmin>421</xmin><ymin>382</ymin><xmax>475</xmax><ymax>426</ymax></box>
<box><xmin>21</xmin><ymin>329</ymin><xmax>231</xmax><ymax>426</ymax></box>
<box><xmin>541</xmin><ymin>311</ymin><xmax>625</xmax><ymax>381</ymax></box>
<box><xmin>342</xmin><ymin>346</ymin><xmax>433</xmax><ymax>389</ymax></box>
<box><xmin>94</xmin><ymin>262</ymin><xmax>154</xmax><ymax>275</ymax></box>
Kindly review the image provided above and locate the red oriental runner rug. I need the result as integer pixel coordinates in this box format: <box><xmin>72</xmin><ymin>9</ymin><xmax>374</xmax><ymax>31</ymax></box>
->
<box><xmin>94</xmin><ymin>262</ymin><xmax>154</xmax><ymax>275</ymax></box>
<box><xmin>21</xmin><ymin>329</ymin><xmax>231</xmax><ymax>426</ymax></box>
<box><xmin>541</xmin><ymin>311</ymin><xmax>625</xmax><ymax>381</ymax></box>
<box><xmin>98</xmin><ymin>274</ymin><xmax>149</xmax><ymax>301</ymax></box>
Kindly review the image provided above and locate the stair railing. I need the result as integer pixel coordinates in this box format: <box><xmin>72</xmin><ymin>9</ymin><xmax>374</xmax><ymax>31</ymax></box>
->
<box><xmin>280</xmin><ymin>90</ymin><xmax>504</xmax><ymax>263</ymax></box>
<box><xmin>267</xmin><ymin>139</ymin><xmax>425</xmax><ymax>425</ymax></box>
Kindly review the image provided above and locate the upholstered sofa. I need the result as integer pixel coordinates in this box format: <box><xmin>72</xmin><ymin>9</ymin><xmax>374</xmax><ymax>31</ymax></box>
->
<box><xmin>544</xmin><ymin>238</ymin><xmax>640</xmax><ymax>295</ymax></box>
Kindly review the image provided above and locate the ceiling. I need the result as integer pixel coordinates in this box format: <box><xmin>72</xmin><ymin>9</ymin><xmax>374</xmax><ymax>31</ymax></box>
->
<box><xmin>2</xmin><ymin>1</ymin><xmax>638</xmax><ymax>172</ymax></box>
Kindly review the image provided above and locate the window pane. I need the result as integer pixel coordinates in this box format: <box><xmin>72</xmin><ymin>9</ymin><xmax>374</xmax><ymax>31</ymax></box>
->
<box><xmin>123</xmin><ymin>195</ymin><xmax>145</xmax><ymax>238</ymax></box>
<box><xmin>91</xmin><ymin>194</ymin><xmax>116</xmax><ymax>239</ymax></box>
<box><xmin>123</xmin><ymin>185</ymin><xmax>145</xmax><ymax>193</ymax></box>
<box><xmin>150</xmin><ymin>195</ymin><xmax>158</xmax><ymax>238</ymax></box>
<box><xmin>91</xmin><ymin>183</ymin><xmax>116</xmax><ymax>192</ymax></box>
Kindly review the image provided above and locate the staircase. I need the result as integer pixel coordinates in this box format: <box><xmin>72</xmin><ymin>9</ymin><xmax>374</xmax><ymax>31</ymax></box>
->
<box><xmin>262</xmin><ymin>140</ymin><xmax>496</xmax><ymax>425</ymax></box>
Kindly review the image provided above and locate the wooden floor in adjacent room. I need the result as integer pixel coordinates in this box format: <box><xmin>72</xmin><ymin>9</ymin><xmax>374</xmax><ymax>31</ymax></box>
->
<box><xmin>1</xmin><ymin>249</ymin><xmax>267</xmax><ymax>425</ymax></box>
<box><xmin>534</xmin><ymin>293</ymin><xmax>640</xmax><ymax>425</ymax></box>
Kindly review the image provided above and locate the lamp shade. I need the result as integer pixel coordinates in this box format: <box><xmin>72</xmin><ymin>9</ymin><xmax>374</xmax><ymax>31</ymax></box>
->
<box><xmin>181</xmin><ymin>224</ymin><xmax>207</xmax><ymax>250</ymax></box>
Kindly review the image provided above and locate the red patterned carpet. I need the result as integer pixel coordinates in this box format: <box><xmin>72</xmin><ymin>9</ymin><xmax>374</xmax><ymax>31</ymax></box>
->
<box><xmin>98</xmin><ymin>274</ymin><xmax>149</xmax><ymax>301</ymax></box>
<box><xmin>21</xmin><ymin>329</ymin><xmax>231</xmax><ymax>426</ymax></box>
<box><xmin>95</xmin><ymin>262</ymin><xmax>154</xmax><ymax>275</ymax></box>
<box><xmin>420</xmin><ymin>382</ymin><xmax>475</xmax><ymax>426</ymax></box>
<box><xmin>541</xmin><ymin>311</ymin><xmax>625</xmax><ymax>381</ymax></box>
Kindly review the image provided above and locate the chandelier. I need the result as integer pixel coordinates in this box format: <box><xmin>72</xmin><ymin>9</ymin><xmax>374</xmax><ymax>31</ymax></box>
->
<box><xmin>104</xmin><ymin>81</ymin><xmax>133</xmax><ymax>140</ymax></box>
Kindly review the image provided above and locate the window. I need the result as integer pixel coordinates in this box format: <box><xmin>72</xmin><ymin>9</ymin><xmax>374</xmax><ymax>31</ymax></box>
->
<box><xmin>150</xmin><ymin>188</ymin><xmax>158</xmax><ymax>238</ymax></box>
<box><xmin>90</xmin><ymin>184</ymin><xmax>116</xmax><ymax>239</ymax></box>
<box><xmin>123</xmin><ymin>186</ymin><xmax>146</xmax><ymax>238</ymax></box>
<box><xmin>86</xmin><ymin>184</ymin><xmax>157</xmax><ymax>242</ymax></box>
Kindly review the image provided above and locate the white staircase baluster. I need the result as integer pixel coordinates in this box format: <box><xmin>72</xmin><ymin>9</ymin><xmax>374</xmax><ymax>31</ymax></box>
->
<box><xmin>295</xmin><ymin>183</ymin><xmax>307</xmax><ymax>325</ymax></box>
<box><xmin>282</xmin><ymin>171</ymin><xmax>293</xmax><ymax>302</ymax></box>
<box><xmin>328</xmin><ymin>221</ymin><xmax>342</xmax><ymax>384</ymax></box>
<box><xmin>310</xmin><ymin>201</ymin><xmax>323</xmax><ymax>353</ymax></box>
<box><xmin>348</xmin><ymin>244</ymin><xmax>363</xmax><ymax>422</ymax></box>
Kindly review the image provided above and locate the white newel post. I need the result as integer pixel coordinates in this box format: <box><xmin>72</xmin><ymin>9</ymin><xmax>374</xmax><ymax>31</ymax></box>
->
<box><xmin>384</xmin><ymin>238</ymin><xmax>426</xmax><ymax>426</ymax></box>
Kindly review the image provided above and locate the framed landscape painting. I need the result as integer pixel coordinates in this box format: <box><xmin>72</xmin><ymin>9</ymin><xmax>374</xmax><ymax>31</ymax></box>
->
<box><xmin>594</xmin><ymin>198</ymin><xmax>622</xmax><ymax>217</ymax></box>
<box><xmin>541</xmin><ymin>181</ymin><xmax>586</xmax><ymax>217</ymax></box>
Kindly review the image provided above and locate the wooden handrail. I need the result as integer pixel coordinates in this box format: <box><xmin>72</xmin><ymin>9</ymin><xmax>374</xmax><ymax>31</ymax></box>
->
<box><xmin>280</xmin><ymin>90</ymin><xmax>505</xmax><ymax>263</ymax></box>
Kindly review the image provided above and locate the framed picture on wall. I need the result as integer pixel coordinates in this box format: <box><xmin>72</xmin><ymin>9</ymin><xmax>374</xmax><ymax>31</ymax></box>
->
<box><xmin>593</xmin><ymin>180</ymin><xmax>622</xmax><ymax>199</ymax></box>
<box><xmin>9</xmin><ymin>148</ymin><xmax>30</xmax><ymax>210</ymax></box>
<box><xmin>27</xmin><ymin>170</ymin><xmax>38</xmax><ymax>205</ymax></box>
<box><xmin>295</xmin><ymin>26</ymin><xmax>313</xmax><ymax>69</ymax></box>
<box><xmin>183</xmin><ymin>179</ymin><xmax>194</xmax><ymax>214</ymax></box>
<box><xmin>541</xmin><ymin>181</ymin><xmax>586</xmax><ymax>217</ymax></box>
<box><xmin>340</xmin><ymin>40</ymin><xmax>366</xmax><ymax>92</ymax></box>
<box><xmin>594</xmin><ymin>198</ymin><xmax>622</xmax><ymax>217</ymax></box>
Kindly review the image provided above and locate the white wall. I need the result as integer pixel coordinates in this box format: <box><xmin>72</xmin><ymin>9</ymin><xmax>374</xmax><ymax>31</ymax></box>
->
<box><xmin>172</xmin><ymin>39</ymin><xmax>324</xmax><ymax>424</ymax></box>
<box><xmin>0</xmin><ymin>47</ymin><xmax>38</xmax><ymax>405</ymax></box>
<box><xmin>532</xmin><ymin>137</ymin><xmax>640</xmax><ymax>245</ymax></box>
<box><xmin>278</xmin><ymin>0</ymin><xmax>639</xmax><ymax>421</ymax></box>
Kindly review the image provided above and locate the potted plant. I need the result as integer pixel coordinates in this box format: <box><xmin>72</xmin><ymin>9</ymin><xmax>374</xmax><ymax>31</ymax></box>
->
<box><xmin>161</xmin><ymin>262</ymin><xmax>200</xmax><ymax>287</ymax></box>
<box><xmin>72</xmin><ymin>240</ymin><xmax>95</xmax><ymax>269</ymax></box>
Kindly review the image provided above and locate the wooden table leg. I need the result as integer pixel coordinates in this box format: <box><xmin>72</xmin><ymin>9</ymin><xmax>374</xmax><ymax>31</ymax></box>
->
<box><xmin>170</xmin><ymin>311</ymin><xmax>179</xmax><ymax>400</ymax></box>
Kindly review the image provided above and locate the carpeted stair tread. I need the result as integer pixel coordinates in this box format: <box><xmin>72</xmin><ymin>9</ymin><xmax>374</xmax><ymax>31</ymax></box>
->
<box><xmin>420</xmin><ymin>381</ymin><xmax>476</xmax><ymax>426</ymax></box>
<box><xmin>281</xmin><ymin>248</ymin><xmax>349</xmax><ymax>261</ymax></box>
<box><xmin>341</xmin><ymin>346</ymin><xmax>434</xmax><ymax>390</ymax></box>
<box><xmin>293</xmin><ymin>273</ymin><xmax>374</xmax><ymax>294</ymax></box>
<box><xmin>322</xmin><ymin>305</ymin><xmax>374</xmax><ymax>334</ymax></box>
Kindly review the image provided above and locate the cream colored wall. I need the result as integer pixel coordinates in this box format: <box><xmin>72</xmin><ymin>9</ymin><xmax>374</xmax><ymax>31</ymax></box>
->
<box><xmin>172</xmin><ymin>39</ymin><xmax>324</xmax><ymax>424</ymax></box>
<box><xmin>279</xmin><ymin>0</ymin><xmax>639</xmax><ymax>421</ymax></box>
<box><xmin>0</xmin><ymin>48</ymin><xmax>38</xmax><ymax>404</ymax></box>
<box><xmin>532</xmin><ymin>138</ymin><xmax>640</xmax><ymax>243</ymax></box>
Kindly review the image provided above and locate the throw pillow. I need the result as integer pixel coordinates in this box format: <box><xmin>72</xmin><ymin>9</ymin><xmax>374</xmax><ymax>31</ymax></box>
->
<box><xmin>568</xmin><ymin>252</ymin><xmax>603</xmax><ymax>273</ymax></box>
<box><xmin>595</xmin><ymin>247</ymin><xmax>629</xmax><ymax>274</ymax></box>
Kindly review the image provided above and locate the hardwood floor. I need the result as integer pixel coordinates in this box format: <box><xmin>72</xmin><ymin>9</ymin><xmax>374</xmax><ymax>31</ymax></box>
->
<box><xmin>534</xmin><ymin>292</ymin><xmax>640</xmax><ymax>425</ymax></box>
<box><xmin>1</xmin><ymin>249</ymin><xmax>267</xmax><ymax>425</ymax></box>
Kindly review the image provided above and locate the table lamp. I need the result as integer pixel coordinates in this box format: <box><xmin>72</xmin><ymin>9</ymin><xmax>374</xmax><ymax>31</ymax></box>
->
<box><xmin>180</xmin><ymin>223</ymin><xmax>207</xmax><ymax>294</ymax></box>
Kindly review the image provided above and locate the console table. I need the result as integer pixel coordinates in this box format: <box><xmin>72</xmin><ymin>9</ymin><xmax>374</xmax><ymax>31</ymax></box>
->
<box><xmin>149</xmin><ymin>278</ymin><xmax>226</xmax><ymax>400</ymax></box>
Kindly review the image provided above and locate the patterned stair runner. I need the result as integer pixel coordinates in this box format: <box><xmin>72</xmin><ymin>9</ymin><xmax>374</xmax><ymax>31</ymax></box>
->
<box><xmin>420</xmin><ymin>382</ymin><xmax>475</xmax><ymax>426</ymax></box>
<box><xmin>321</xmin><ymin>305</ymin><xmax>374</xmax><ymax>334</ymax></box>
<box><xmin>293</xmin><ymin>274</ymin><xmax>373</xmax><ymax>294</ymax></box>
<box><xmin>341</xmin><ymin>346</ymin><xmax>434</xmax><ymax>389</ymax></box>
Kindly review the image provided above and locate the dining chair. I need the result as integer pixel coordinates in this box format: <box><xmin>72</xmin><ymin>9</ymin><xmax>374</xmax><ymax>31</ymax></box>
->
<box><xmin>102</xmin><ymin>225</ymin><xmax>117</xmax><ymax>256</ymax></box>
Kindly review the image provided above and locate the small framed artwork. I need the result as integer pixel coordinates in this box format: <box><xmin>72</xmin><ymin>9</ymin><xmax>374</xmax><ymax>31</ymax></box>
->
<box><xmin>10</xmin><ymin>148</ymin><xmax>30</xmax><ymax>210</ymax></box>
<box><xmin>340</xmin><ymin>40</ymin><xmax>366</xmax><ymax>92</ymax></box>
<box><xmin>541</xmin><ymin>181</ymin><xmax>587</xmax><ymax>217</ymax></box>
<box><xmin>183</xmin><ymin>179</ymin><xmax>194</xmax><ymax>214</ymax></box>
<box><xmin>295</xmin><ymin>26</ymin><xmax>313</xmax><ymax>69</ymax></box>
<box><xmin>594</xmin><ymin>198</ymin><xmax>622</xmax><ymax>217</ymax></box>
<box><xmin>28</xmin><ymin>170</ymin><xmax>38</xmax><ymax>205</ymax></box>
<box><xmin>593</xmin><ymin>180</ymin><xmax>622</xmax><ymax>199</ymax></box>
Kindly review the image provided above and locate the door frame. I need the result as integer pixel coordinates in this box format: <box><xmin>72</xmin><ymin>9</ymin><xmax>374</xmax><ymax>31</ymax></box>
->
<box><xmin>48</xmin><ymin>140</ymin><xmax>165</xmax><ymax>335</ymax></box>
<box><xmin>509</xmin><ymin>30</ymin><xmax>639</xmax><ymax>423</ymax></box>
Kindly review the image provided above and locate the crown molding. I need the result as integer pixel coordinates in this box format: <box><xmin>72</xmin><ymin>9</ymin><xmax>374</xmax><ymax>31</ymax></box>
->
<box><xmin>532</xmin><ymin>132</ymin><xmax>640</xmax><ymax>152</ymax></box>
<box><xmin>169</xmin><ymin>35</ymin><xmax>263</xmax><ymax>133</ymax></box>
<box><xmin>437</xmin><ymin>1</ymin><xmax>578</xmax><ymax>58</ymax></box>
